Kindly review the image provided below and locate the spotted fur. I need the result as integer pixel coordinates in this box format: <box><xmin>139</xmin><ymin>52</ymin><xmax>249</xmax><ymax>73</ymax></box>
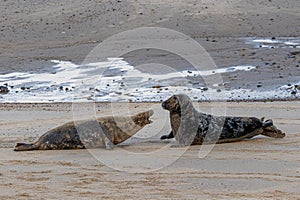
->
<box><xmin>161</xmin><ymin>94</ymin><xmax>285</xmax><ymax>146</ymax></box>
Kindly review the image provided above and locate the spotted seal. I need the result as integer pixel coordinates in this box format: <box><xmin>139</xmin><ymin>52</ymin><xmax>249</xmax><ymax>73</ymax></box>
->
<box><xmin>14</xmin><ymin>110</ymin><xmax>153</xmax><ymax>151</ymax></box>
<box><xmin>161</xmin><ymin>94</ymin><xmax>285</xmax><ymax>146</ymax></box>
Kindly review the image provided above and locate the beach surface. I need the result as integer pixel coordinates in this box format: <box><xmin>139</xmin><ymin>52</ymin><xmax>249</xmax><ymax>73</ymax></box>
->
<box><xmin>1</xmin><ymin>0</ymin><xmax>300</xmax><ymax>199</ymax></box>
<box><xmin>1</xmin><ymin>102</ymin><xmax>300</xmax><ymax>199</ymax></box>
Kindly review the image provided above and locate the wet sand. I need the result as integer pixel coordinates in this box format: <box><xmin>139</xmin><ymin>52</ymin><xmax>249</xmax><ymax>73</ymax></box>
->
<box><xmin>1</xmin><ymin>0</ymin><xmax>300</xmax><ymax>95</ymax></box>
<box><xmin>0</xmin><ymin>102</ymin><xmax>300</xmax><ymax>199</ymax></box>
<box><xmin>1</xmin><ymin>0</ymin><xmax>300</xmax><ymax>199</ymax></box>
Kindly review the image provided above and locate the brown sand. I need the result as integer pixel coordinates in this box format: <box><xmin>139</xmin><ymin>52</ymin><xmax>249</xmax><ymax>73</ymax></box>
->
<box><xmin>1</xmin><ymin>0</ymin><xmax>300</xmax><ymax>199</ymax></box>
<box><xmin>1</xmin><ymin>0</ymin><xmax>299</xmax><ymax>83</ymax></box>
<box><xmin>0</xmin><ymin>101</ymin><xmax>300</xmax><ymax>199</ymax></box>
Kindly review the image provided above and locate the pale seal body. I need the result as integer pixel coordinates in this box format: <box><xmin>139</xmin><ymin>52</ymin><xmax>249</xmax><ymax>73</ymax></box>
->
<box><xmin>14</xmin><ymin>110</ymin><xmax>153</xmax><ymax>151</ymax></box>
<box><xmin>161</xmin><ymin>94</ymin><xmax>285</xmax><ymax>146</ymax></box>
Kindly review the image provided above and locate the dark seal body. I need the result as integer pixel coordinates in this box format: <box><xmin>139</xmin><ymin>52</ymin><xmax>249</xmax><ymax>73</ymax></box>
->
<box><xmin>14</xmin><ymin>110</ymin><xmax>153</xmax><ymax>151</ymax></box>
<box><xmin>161</xmin><ymin>94</ymin><xmax>285</xmax><ymax>146</ymax></box>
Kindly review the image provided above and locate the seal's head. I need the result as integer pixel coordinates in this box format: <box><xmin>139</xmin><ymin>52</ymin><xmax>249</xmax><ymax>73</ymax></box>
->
<box><xmin>162</xmin><ymin>94</ymin><xmax>193</xmax><ymax>114</ymax></box>
<box><xmin>131</xmin><ymin>110</ymin><xmax>154</xmax><ymax>127</ymax></box>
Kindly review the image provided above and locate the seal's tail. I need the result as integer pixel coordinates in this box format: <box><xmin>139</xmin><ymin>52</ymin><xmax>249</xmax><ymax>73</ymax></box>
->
<box><xmin>14</xmin><ymin>143</ymin><xmax>37</xmax><ymax>151</ymax></box>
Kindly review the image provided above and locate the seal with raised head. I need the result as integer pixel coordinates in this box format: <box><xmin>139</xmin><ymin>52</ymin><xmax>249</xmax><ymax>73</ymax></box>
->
<box><xmin>161</xmin><ymin>94</ymin><xmax>285</xmax><ymax>146</ymax></box>
<box><xmin>14</xmin><ymin>110</ymin><xmax>153</xmax><ymax>151</ymax></box>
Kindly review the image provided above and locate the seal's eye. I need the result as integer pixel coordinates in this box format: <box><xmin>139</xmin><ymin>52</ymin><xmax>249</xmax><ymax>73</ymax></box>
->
<box><xmin>173</xmin><ymin>96</ymin><xmax>177</xmax><ymax>100</ymax></box>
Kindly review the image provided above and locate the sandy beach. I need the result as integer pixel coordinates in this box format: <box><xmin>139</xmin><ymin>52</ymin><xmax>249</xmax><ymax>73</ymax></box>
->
<box><xmin>0</xmin><ymin>102</ymin><xmax>300</xmax><ymax>199</ymax></box>
<box><xmin>1</xmin><ymin>0</ymin><xmax>300</xmax><ymax>199</ymax></box>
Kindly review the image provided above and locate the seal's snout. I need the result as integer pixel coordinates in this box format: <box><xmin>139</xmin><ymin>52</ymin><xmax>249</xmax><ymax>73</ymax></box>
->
<box><xmin>132</xmin><ymin>110</ymin><xmax>154</xmax><ymax>126</ymax></box>
<box><xmin>149</xmin><ymin>109</ymin><xmax>154</xmax><ymax>116</ymax></box>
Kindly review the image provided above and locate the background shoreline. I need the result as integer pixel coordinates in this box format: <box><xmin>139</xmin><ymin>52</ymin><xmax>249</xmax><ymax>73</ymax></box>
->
<box><xmin>1</xmin><ymin>1</ymin><xmax>300</xmax><ymax>103</ymax></box>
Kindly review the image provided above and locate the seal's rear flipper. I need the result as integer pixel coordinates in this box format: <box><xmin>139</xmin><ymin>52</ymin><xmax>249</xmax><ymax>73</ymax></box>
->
<box><xmin>260</xmin><ymin>118</ymin><xmax>285</xmax><ymax>138</ymax></box>
<box><xmin>262</xmin><ymin>125</ymin><xmax>285</xmax><ymax>138</ymax></box>
<box><xmin>14</xmin><ymin>143</ymin><xmax>36</xmax><ymax>151</ymax></box>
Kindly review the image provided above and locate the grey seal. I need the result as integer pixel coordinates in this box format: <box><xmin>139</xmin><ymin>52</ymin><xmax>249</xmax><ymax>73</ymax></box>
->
<box><xmin>14</xmin><ymin>110</ymin><xmax>153</xmax><ymax>151</ymax></box>
<box><xmin>161</xmin><ymin>94</ymin><xmax>285</xmax><ymax>146</ymax></box>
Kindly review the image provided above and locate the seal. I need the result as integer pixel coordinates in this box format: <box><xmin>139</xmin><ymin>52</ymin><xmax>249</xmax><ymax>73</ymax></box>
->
<box><xmin>14</xmin><ymin>110</ymin><xmax>153</xmax><ymax>151</ymax></box>
<box><xmin>161</xmin><ymin>94</ymin><xmax>285</xmax><ymax>146</ymax></box>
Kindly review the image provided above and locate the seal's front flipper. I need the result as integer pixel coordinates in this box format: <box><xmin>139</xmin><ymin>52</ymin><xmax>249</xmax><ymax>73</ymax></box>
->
<box><xmin>104</xmin><ymin>137</ymin><xmax>114</xmax><ymax>150</ymax></box>
<box><xmin>105</xmin><ymin>141</ymin><xmax>114</xmax><ymax>150</ymax></box>
<box><xmin>160</xmin><ymin>131</ymin><xmax>174</xmax><ymax>140</ymax></box>
<box><xmin>14</xmin><ymin>143</ymin><xmax>37</xmax><ymax>151</ymax></box>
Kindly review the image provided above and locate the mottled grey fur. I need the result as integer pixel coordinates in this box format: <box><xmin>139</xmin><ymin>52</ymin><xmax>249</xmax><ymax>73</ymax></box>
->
<box><xmin>161</xmin><ymin>94</ymin><xmax>285</xmax><ymax>146</ymax></box>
